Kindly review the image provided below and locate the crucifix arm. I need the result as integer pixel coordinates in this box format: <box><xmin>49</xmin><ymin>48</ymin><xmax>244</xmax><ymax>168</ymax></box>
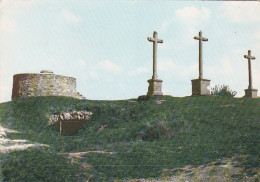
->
<box><xmin>147</xmin><ymin>37</ymin><xmax>163</xmax><ymax>43</ymax></box>
<box><xmin>194</xmin><ymin>36</ymin><xmax>208</xmax><ymax>41</ymax></box>
<box><xmin>202</xmin><ymin>38</ymin><xmax>208</xmax><ymax>41</ymax></box>
<box><xmin>244</xmin><ymin>55</ymin><xmax>256</xmax><ymax>59</ymax></box>
<box><xmin>193</xmin><ymin>36</ymin><xmax>200</xmax><ymax>40</ymax></box>
<box><xmin>147</xmin><ymin>37</ymin><xmax>154</xmax><ymax>42</ymax></box>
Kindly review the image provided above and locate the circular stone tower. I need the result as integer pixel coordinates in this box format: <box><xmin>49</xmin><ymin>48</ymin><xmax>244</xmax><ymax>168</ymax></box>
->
<box><xmin>11</xmin><ymin>70</ymin><xmax>85</xmax><ymax>100</ymax></box>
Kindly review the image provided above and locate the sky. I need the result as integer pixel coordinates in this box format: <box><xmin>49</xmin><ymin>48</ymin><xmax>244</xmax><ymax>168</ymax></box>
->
<box><xmin>0</xmin><ymin>0</ymin><xmax>260</xmax><ymax>102</ymax></box>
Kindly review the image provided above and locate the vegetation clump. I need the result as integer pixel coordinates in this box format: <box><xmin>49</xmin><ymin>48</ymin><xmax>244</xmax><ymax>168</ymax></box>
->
<box><xmin>211</xmin><ymin>85</ymin><xmax>237</xmax><ymax>97</ymax></box>
<box><xmin>2</xmin><ymin>148</ymin><xmax>86</xmax><ymax>182</ymax></box>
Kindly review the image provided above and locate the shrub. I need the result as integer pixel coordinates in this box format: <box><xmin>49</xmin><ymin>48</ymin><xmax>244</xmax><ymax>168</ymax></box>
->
<box><xmin>210</xmin><ymin>85</ymin><xmax>237</xmax><ymax>97</ymax></box>
<box><xmin>140</xmin><ymin>120</ymin><xmax>173</xmax><ymax>140</ymax></box>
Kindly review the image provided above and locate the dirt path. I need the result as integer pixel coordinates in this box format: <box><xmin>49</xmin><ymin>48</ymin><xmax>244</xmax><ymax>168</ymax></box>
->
<box><xmin>0</xmin><ymin>125</ymin><xmax>48</xmax><ymax>154</ymax></box>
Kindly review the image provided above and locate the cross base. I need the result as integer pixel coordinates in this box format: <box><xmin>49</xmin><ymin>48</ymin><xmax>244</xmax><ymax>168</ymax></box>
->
<box><xmin>147</xmin><ymin>78</ymin><xmax>163</xmax><ymax>97</ymax></box>
<box><xmin>244</xmin><ymin>88</ymin><xmax>258</xmax><ymax>98</ymax></box>
<box><xmin>191</xmin><ymin>78</ymin><xmax>211</xmax><ymax>96</ymax></box>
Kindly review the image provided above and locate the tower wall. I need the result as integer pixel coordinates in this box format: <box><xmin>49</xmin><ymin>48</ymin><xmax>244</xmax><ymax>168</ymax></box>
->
<box><xmin>11</xmin><ymin>72</ymin><xmax>80</xmax><ymax>100</ymax></box>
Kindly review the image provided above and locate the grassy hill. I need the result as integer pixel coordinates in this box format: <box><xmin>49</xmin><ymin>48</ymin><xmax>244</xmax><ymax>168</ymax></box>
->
<box><xmin>0</xmin><ymin>96</ymin><xmax>259</xmax><ymax>181</ymax></box>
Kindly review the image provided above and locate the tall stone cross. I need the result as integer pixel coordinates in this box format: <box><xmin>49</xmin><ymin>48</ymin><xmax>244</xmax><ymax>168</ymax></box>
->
<box><xmin>244</xmin><ymin>50</ymin><xmax>256</xmax><ymax>89</ymax></box>
<box><xmin>147</xmin><ymin>31</ymin><xmax>163</xmax><ymax>79</ymax></box>
<box><xmin>194</xmin><ymin>31</ymin><xmax>208</xmax><ymax>79</ymax></box>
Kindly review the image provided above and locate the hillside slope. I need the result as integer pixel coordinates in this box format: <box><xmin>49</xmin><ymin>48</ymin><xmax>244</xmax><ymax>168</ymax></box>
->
<box><xmin>0</xmin><ymin>96</ymin><xmax>259</xmax><ymax>181</ymax></box>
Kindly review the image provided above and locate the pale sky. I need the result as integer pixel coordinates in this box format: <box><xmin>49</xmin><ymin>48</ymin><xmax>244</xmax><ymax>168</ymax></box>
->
<box><xmin>0</xmin><ymin>0</ymin><xmax>260</xmax><ymax>103</ymax></box>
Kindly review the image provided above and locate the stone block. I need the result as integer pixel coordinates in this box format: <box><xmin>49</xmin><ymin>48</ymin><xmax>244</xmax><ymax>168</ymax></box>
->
<box><xmin>191</xmin><ymin>78</ymin><xmax>211</xmax><ymax>96</ymax></box>
<box><xmin>147</xmin><ymin>79</ymin><xmax>163</xmax><ymax>97</ymax></box>
<box><xmin>244</xmin><ymin>88</ymin><xmax>258</xmax><ymax>98</ymax></box>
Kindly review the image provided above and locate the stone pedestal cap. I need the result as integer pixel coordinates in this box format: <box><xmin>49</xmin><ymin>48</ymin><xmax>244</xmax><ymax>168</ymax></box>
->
<box><xmin>40</xmin><ymin>70</ymin><xmax>53</xmax><ymax>74</ymax></box>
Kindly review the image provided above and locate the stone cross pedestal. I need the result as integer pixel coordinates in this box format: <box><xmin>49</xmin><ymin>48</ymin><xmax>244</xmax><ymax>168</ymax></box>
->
<box><xmin>244</xmin><ymin>50</ymin><xmax>258</xmax><ymax>98</ymax></box>
<box><xmin>191</xmin><ymin>31</ymin><xmax>211</xmax><ymax>96</ymax></box>
<box><xmin>146</xmin><ymin>31</ymin><xmax>163</xmax><ymax>97</ymax></box>
<box><xmin>191</xmin><ymin>78</ymin><xmax>211</xmax><ymax>96</ymax></box>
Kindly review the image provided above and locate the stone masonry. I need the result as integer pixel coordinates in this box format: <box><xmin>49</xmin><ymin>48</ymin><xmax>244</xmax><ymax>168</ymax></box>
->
<box><xmin>191</xmin><ymin>79</ymin><xmax>211</xmax><ymax>96</ymax></box>
<box><xmin>146</xmin><ymin>31</ymin><xmax>163</xmax><ymax>97</ymax></box>
<box><xmin>48</xmin><ymin>111</ymin><xmax>92</xmax><ymax>135</ymax></box>
<box><xmin>243</xmin><ymin>50</ymin><xmax>258</xmax><ymax>98</ymax></box>
<box><xmin>12</xmin><ymin>70</ymin><xmax>85</xmax><ymax>100</ymax></box>
<box><xmin>192</xmin><ymin>31</ymin><xmax>211</xmax><ymax>96</ymax></box>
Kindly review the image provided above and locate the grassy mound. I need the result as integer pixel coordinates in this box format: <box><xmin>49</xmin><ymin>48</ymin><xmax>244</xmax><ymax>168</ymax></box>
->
<box><xmin>0</xmin><ymin>96</ymin><xmax>259</xmax><ymax>181</ymax></box>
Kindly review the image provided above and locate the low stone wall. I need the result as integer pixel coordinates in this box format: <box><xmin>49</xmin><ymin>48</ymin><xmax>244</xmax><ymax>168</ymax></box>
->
<box><xmin>48</xmin><ymin>111</ymin><xmax>92</xmax><ymax>125</ymax></box>
<box><xmin>12</xmin><ymin>71</ymin><xmax>85</xmax><ymax>100</ymax></box>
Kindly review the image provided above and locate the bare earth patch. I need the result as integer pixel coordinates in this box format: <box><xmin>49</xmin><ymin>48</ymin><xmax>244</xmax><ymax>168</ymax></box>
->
<box><xmin>57</xmin><ymin>151</ymin><xmax>116</xmax><ymax>159</ymax></box>
<box><xmin>155</xmin><ymin>100</ymin><xmax>166</xmax><ymax>105</ymax></box>
<box><xmin>0</xmin><ymin>125</ymin><xmax>48</xmax><ymax>154</ymax></box>
<box><xmin>221</xmin><ymin>104</ymin><xmax>236</xmax><ymax>108</ymax></box>
<box><xmin>125</xmin><ymin>158</ymin><xmax>260</xmax><ymax>182</ymax></box>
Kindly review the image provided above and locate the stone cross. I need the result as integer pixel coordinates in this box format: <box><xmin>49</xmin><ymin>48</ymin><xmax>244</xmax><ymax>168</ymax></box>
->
<box><xmin>244</xmin><ymin>50</ymin><xmax>256</xmax><ymax>89</ymax></box>
<box><xmin>148</xmin><ymin>31</ymin><xmax>163</xmax><ymax>79</ymax></box>
<box><xmin>194</xmin><ymin>31</ymin><xmax>208</xmax><ymax>79</ymax></box>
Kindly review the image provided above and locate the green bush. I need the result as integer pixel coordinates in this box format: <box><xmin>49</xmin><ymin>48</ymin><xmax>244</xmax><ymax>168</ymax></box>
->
<box><xmin>211</xmin><ymin>85</ymin><xmax>237</xmax><ymax>97</ymax></box>
<box><xmin>140</xmin><ymin>120</ymin><xmax>174</xmax><ymax>140</ymax></box>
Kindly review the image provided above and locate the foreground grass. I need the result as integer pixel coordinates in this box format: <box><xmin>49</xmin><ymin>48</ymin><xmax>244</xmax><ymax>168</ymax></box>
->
<box><xmin>0</xmin><ymin>96</ymin><xmax>259</xmax><ymax>181</ymax></box>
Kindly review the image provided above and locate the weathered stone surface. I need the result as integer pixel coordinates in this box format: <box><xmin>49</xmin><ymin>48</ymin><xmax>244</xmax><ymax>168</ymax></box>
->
<box><xmin>48</xmin><ymin>111</ymin><xmax>92</xmax><ymax>135</ymax></box>
<box><xmin>191</xmin><ymin>78</ymin><xmax>211</xmax><ymax>96</ymax></box>
<box><xmin>40</xmin><ymin>70</ymin><xmax>53</xmax><ymax>74</ymax></box>
<box><xmin>192</xmin><ymin>31</ymin><xmax>210</xmax><ymax>96</ymax></box>
<box><xmin>76</xmin><ymin>92</ymin><xmax>86</xmax><ymax>100</ymax></box>
<box><xmin>244</xmin><ymin>89</ymin><xmax>258</xmax><ymax>98</ymax></box>
<box><xmin>147</xmin><ymin>31</ymin><xmax>163</xmax><ymax>80</ymax></box>
<box><xmin>194</xmin><ymin>31</ymin><xmax>208</xmax><ymax>79</ymax></box>
<box><xmin>147</xmin><ymin>79</ymin><xmax>163</xmax><ymax>97</ymax></box>
<box><xmin>244</xmin><ymin>50</ymin><xmax>258</xmax><ymax>98</ymax></box>
<box><xmin>137</xmin><ymin>95</ymin><xmax>148</xmax><ymax>101</ymax></box>
<box><xmin>144</xmin><ymin>31</ymin><xmax>164</xmax><ymax>98</ymax></box>
<box><xmin>11</xmin><ymin>71</ymin><xmax>85</xmax><ymax>100</ymax></box>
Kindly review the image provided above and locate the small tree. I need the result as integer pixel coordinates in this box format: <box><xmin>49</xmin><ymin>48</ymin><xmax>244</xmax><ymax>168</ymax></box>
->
<box><xmin>211</xmin><ymin>85</ymin><xmax>237</xmax><ymax>97</ymax></box>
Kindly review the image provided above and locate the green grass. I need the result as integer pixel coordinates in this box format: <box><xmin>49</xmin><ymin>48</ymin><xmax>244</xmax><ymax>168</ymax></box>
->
<box><xmin>0</xmin><ymin>96</ymin><xmax>259</xmax><ymax>181</ymax></box>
